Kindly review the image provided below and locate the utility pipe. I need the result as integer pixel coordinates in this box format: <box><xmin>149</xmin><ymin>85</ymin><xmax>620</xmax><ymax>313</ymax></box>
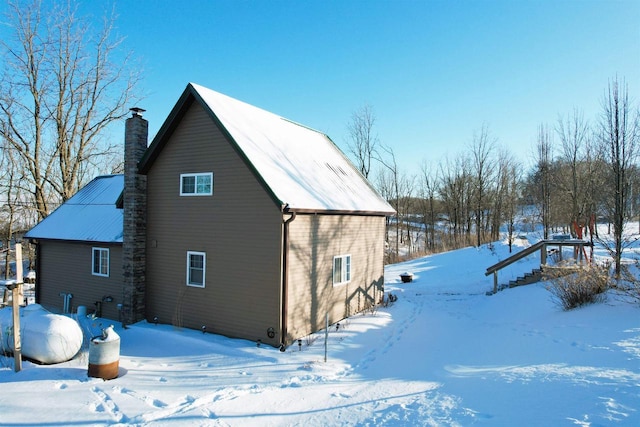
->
<box><xmin>59</xmin><ymin>292</ymin><xmax>72</xmax><ymax>314</ymax></box>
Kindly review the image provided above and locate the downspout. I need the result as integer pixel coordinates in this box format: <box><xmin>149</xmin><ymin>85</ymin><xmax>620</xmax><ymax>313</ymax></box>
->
<box><xmin>280</xmin><ymin>209</ymin><xmax>296</xmax><ymax>351</ymax></box>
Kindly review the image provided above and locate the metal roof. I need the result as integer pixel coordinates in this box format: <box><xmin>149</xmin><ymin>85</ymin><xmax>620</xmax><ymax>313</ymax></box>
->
<box><xmin>140</xmin><ymin>83</ymin><xmax>395</xmax><ymax>215</ymax></box>
<box><xmin>25</xmin><ymin>175</ymin><xmax>124</xmax><ymax>243</ymax></box>
<box><xmin>26</xmin><ymin>85</ymin><xmax>395</xmax><ymax>245</ymax></box>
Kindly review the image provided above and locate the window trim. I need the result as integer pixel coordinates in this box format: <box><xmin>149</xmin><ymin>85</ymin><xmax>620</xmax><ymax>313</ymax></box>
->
<box><xmin>180</xmin><ymin>172</ymin><xmax>213</xmax><ymax>196</ymax></box>
<box><xmin>186</xmin><ymin>251</ymin><xmax>206</xmax><ymax>288</ymax></box>
<box><xmin>332</xmin><ymin>254</ymin><xmax>351</xmax><ymax>286</ymax></box>
<box><xmin>92</xmin><ymin>247</ymin><xmax>110</xmax><ymax>277</ymax></box>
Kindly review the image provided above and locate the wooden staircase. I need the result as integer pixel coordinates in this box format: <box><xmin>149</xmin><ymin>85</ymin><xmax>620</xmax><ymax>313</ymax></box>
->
<box><xmin>485</xmin><ymin>239</ymin><xmax>590</xmax><ymax>295</ymax></box>
<box><xmin>508</xmin><ymin>268</ymin><xmax>543</xmax><ymax>288</ymax></box>
<box><xmin>492</xmin><ymin>265</ymin><xmax>582</xmax><ymax>294</ymax></box>
<box><xmin>491</xmin><ymin>268</ymin><xmax>542</xmax><ymax>293</ymax></box>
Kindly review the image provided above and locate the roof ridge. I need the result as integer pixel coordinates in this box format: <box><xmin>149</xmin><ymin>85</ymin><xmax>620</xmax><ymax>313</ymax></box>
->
<box><xmin>279</xmin><ymin>117</ymin><xmax>326</xmax><ymax>136</ymax></box>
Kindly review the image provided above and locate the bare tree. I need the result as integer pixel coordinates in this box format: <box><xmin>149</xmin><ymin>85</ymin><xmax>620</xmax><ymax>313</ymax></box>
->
<box><xmin>377</xmin><ymin>144</ymin><xmax>401</xmax><ymax>260</ymax></box>
<box><xmin>470</xmin><ymin>124</ymin><xmax>496</xmax><ymax>247</ymax></box>
<box><xmin>556</xmin><ymin>109</ymin><xmax>591</xmax><ymax>237</ymax></box>
<box><xmin>347</xmin><ymin>104</ymin><xmax>378</xmax><ymax>179</ymax></box>
<box><xmin>0</xmin><ymin>0</ymin><xmax>141</xmax><ymax>220</ymax></box>
<box><xmin>438</xmin><ymin>155</ymin><xmax>473</xmax><ymax>248</ymax></box>
<box><xmin>581</xmin><ymin>138</ymin><xmax>608</xmax><ymax>259</ymax></box>
<box><xmin>0</xmin><ymin>135</ymin><xmax>28</xmax><ymax>278</ymax></box>
<box><xmin>631</xmin><ymin>165</ymin><xmax>640</xmax><ymax>233</ymax></box>
<box><xmin>397</xmin><ymin>173</ymin><xmax>415</xmax><ymax>255</ymax></box>
<box><xmin>375</xmin><ymin>165</ymin><xmax>394</xmax><ymax>259</ymax></box>
<box><xmin>493</xmin><ymin>150</ymin><xmax>520</xmax><ymax>252</ymax></box>
<box><xmin>419</xmin><ymin>161</ymin><xmax>439</xmax><ymax>251</ymax></box>
<box><xmin>535</xmin><ymin>124</ymin><xmax>554</xmax><ymax>239</ymax></box>
<box><xmin>597</xmin><ymin>77</ymin><xmax>639</xmax><ymax>278</ymax></box>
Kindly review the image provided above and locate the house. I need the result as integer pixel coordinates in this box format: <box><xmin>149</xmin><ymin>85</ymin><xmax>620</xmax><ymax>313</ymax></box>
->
<box><xmin>24</xmin><ymin>174</ymin><xmax>124</xmax><ymax>320</ymax></box>
<box><xmin>25</xmin><ymin>83</ymin><xmax>395</xmax><ymax>348</ymax></box>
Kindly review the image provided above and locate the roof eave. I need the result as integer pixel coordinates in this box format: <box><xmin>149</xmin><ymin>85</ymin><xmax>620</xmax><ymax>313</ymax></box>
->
<box><xmin>138</xmin><ymin>86</ymin><xmax>196</xmax><ymax>174</ymax></box>
<box><xmin>286</xmin><ymin>207</ymin><xmax>396</xmax><ymax>217</ymax></box>
<box><xmin>25</xmin><ymin>237</ymin><xmax>123</xmax><ymax>245</ymax></box>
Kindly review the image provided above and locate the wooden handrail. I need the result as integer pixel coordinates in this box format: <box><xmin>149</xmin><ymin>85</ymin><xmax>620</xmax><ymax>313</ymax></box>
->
<box><xmin>485</xmin><ymin>239</ymin><xmax>590</xmax><ymax>294</ymax></box>
<box><xmin>485</xmin><ymin>239</ymin><xmax>589</xmax><ymax>276</ymax></box>
<box><xmin>485</xmin><ymin>241</ymin><xmax>545</xmax><ymax>276</ymax></box>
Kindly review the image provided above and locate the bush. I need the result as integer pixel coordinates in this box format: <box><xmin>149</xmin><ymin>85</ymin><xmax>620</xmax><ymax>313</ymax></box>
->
<box><xmin>623</xmin><ymin>280</ymin><xmax>640</xmax><ymax>304</ymax></box>
<box><xmin>545</xmin><ymin>266</ymin><xmax>610</xmax><ymax>310</ymax></box>
<box><xmin>615</xmin><ymin>263</ymin><xmax>640</xmax><ymax>305</ymax></box>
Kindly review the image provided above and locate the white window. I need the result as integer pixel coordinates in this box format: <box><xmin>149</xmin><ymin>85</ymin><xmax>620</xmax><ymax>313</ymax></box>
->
<box><xmin>187</xmin><ymin>251</ymin><xmax>206</xmax><ymax>288</ymax></box>
<box><xmin>180</xmin><ymin>173</ymin><xmax>213</xmax><ymax>196</ymax></box>
<box><xmin>92</xmin><ymin>247</ymin><xmax>109</xmax><ymax>277</ymax></box>
<box><xmin>333</xmin><ymin>254</ymin><xmax>351</xmax><ymax>286</ymax></box>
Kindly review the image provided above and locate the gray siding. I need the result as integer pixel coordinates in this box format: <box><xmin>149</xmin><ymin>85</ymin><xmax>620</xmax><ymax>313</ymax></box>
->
<box><xmin>286</xmin><ymin>214</ymin><xmax>386</xmax><ymax>341</ymax></box>
<box><xmin>146</xmin><ymin>102</ymin><xmax>284</xmax><ymax>345</ymax></box>
<box><xmin>37</xmin><ymin>240</ymin><xmax>123</xmax><ymax>320</ymax></box>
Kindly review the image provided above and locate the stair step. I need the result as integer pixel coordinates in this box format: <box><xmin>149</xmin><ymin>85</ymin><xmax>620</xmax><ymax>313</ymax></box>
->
<box><xmin>501</xmin><ymin>268</ymin><xmax>545</xmax><ymax>291</ymax></box>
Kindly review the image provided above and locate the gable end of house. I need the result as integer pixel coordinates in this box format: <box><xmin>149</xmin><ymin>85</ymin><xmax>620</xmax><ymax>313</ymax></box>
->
<box><xmin>138</xmin><ymin>84</ymin><xmax>285</xmax><ymax>212</ymax></box>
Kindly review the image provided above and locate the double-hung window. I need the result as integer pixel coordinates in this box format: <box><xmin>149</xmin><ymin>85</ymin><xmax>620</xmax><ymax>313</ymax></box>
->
<box><xmin>187</xmin><ymin>251</ymin><xmax>206</xmax><ymax>288</ymax></box>
<box><xmin>92</xmin><ymin>247</ymin><xmax>109</xmax><ymax>277</ymax></box>
<box><xmin>180</xmin><ymin>172</ymin><xmax>213</xmax><ymax>196</ymax></box>
<box><xmin>333</xmin><ymin>254</ymin><xmax>351</xmax><ymax>286</ymax></box>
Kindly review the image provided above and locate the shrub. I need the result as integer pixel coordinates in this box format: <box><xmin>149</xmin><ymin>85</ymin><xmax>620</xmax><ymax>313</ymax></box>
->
<box><xmin>304</xmin><ymin>333</ymin><xmax>318</xmax><ymax>347</ymax></box>
<box><xmin>361</xmin><ymin>298</ymin><xmax>378</xmax><ymax>315</ymax></box>
<box><xmin>545</xmin><ymin>266</ymin><xmax>610</xmax><ymax>310</ymax></box>
<box><xmin>614</xmin><ymin>263</ymin><xmax>640</xmax><ymax>305</ymax></box>
<box><xmin>624</xmin><ymin>280</ymin><xmax>640</xmax><ymax>304</ymax></box>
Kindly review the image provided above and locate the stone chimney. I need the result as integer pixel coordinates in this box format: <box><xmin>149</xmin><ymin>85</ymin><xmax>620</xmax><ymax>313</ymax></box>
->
<box><xmin>122</xmin><ymin>107</ymin><xmax>148</xmax><ymax>325</ymax></box>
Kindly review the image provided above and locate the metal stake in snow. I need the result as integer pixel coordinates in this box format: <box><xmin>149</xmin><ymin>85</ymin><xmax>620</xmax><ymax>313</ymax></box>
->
<box><xmin>324</xmin><ymin>312</ymin><xmax>328</xmax><ymax>363</ymax></box>
<box><xmin>10</xmin><ymin>243</ymin><xmax>23</xmax><ymax>372</ymax></box>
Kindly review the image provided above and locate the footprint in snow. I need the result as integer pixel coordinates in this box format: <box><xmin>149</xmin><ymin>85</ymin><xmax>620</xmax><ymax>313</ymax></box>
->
<box><xmin>182</xmin><ymin>395</ymin><xmax>197</xmax><ymax>404</ymax></box>
<box><xmin>282</xmin><ymin>377</ymin><xmax>303</xmax><ymax>388</ymax></box>
<box><xmin>90</xmin><ymin>386</ymin><xmax>127</xmax><ymax>423</ymax></box>
<box><xmin>201</xmin><ymin>407</ymin><xmax>218</xmax><ymax>419</ymax></box>
<box><xmin>331</xmin><ymin>392</ymin><xmax>352</xmax><ymax>399</ymax></box>
<box><xmin>113</xmin><ymin>385</ymin><xmax>168</xmax><ymax>408</ymax></box>
<box><xmin>147</xmin><ymin>397</ymin><xmax>167</xmax><ymax>408</ymax></box>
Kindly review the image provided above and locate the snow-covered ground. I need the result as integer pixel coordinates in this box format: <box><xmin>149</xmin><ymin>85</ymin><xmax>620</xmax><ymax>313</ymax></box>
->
<box><xmin>1</xmin><ymin>236</ymin><xmax>638</xmax><ymax>426</ymax></box>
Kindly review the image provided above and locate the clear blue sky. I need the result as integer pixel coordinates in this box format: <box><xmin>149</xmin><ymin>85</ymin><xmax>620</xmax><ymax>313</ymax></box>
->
<box><xmin>13</xmin><ymin>1</ymin><xmax>640</xmax><ymax>175</ymax></box>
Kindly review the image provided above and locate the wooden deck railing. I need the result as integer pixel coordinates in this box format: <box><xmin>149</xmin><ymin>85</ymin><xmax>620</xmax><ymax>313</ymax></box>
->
<box><xmin>485</xmin><ymin>239</ymin><xmax>589</xmax><ymax>293</ymax></box>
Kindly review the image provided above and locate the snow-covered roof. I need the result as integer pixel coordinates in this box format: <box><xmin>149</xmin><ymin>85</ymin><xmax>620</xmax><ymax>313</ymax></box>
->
<box><xmin>142</xmin><ymin>83</ymin><xmax>395</xmax><ymax>215</ymax></box>
<box><xmin>25</xmin><ymin>175</ymin><xmax>124</xmax><ymax>243</ymax></box>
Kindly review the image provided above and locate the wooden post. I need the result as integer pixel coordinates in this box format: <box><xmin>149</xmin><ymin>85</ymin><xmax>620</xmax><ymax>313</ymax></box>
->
<box><xmin>540</xmin><ymin>242</ymin><xmax>547</xmax><ymax>266</ymax></box>
<box><xmin>15</xmin><ymin>243</ymin><xmax>23</xmax><ymax>304</ymax></box>
<box><xmin>493</xmin><ymin>271</ymin><xmax>498</xmax><ymax>294</ymax></box>
<box><xmin>12</xmin><ymin>243</ymin><xmax>23</xmax><ymax>372</ymax></box>
<box><xmin>11</xmin><ymin>285</ymin><xmax>22</xmax><ymax>372</ymax></box>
